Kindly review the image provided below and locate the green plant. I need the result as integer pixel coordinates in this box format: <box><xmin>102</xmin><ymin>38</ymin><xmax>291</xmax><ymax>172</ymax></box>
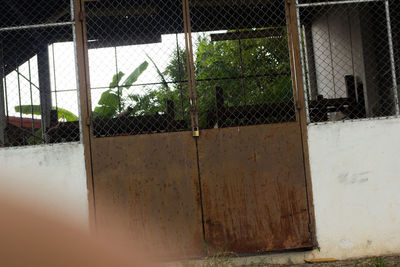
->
<box><xmin>143</xmin><ymin>28</ymin><xmax>293</xmax><ymax>128</ymax></box>
<box><xmin>15</xmin><ymin>105</ymin><xmax>79</xmax><ymax>122</ymax></box>
<box><xmin>372</xmin><ymin>257</ymin><xmax>388</xmax><ymax>267</ymax></box>
<box><xmin>14</xmin><ymin>61</ymin><xmax>149</xmax><ymax>121</ymax></box>
<box><xmin>93</xmin><ymin>61</ymin><xmax>149</xmax><ymax>119</ymax></box>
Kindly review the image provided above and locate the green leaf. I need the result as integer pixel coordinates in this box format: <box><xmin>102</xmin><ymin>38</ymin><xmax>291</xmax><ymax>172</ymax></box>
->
<box><xmin>121</xmin><ymin>61</ymin><xmax>149</xmax><ymax>90</ymax></box>
<box><xmin>14</xmin><ymin>105</ymin><xmax>79</xmax><ymax>122</ymax></box>
<box><xmin>109</xmin><ymin>71</ymin><xmax>125</xmax><ymax>88</ymax></box>
<box><xmin>95</xmin><ymin>90</ymin><xmax>120</xmax><ymax>118</ymax></box>
<box><xmin>145</xmin><ymin>54</ymin><xmax>169</xmax><ymax>91</ymax></box>
<box><xmin>97</xmin><ymin>90</ymin><xmax>119</xmax><ymax>107</ymax></box>
<box><xmin>56</xmin><ymin>108</ymin><xmax>79</xmax><ymax>121</ymax></box>
<box><xmin>93</xmin><ymin>106</ymin><xmax>116</xmax><ymax>118</ymax></box>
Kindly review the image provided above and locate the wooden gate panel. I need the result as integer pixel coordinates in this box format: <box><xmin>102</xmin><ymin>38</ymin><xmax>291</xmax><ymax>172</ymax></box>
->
<box><xmin>198</xmin><ymin>123</ymin><xmax>312</xmax><ymax>254</ymax></box>
<box><xmin>91</xmin><ymin>132</ymin><xmax>204</xmax><ymax>258</ymax></box>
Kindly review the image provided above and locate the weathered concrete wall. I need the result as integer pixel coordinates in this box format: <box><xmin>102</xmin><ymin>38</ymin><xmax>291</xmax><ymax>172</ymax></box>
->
<box><xmin>1</xmin><ymin>121</ymin><xmax>399</xmax><ymax>263</ymax></box>
<box><xmin>0</xmin><ymin>143</ymin><xmax>88</xmax><ymax>229</ymax></box>
<box><xmin>307</xmin><ymin>118</ymin><xmax>400</xmax><ymax>259</ymax></box>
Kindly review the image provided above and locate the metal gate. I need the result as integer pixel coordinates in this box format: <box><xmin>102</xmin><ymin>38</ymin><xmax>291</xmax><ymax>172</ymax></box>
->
<box><xmin>76</xmin><ymin>0</ymin><xmax>314</xmax><ymax>257</ymax></box>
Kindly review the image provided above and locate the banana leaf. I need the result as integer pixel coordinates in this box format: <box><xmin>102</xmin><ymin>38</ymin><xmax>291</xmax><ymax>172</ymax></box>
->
<box><xmin>94</xmin><ymin>61</ymin><xmax>149</xmax><ymax>118</ymax></box>
<box><xmin>15</xmin><ymin>105</ymin><xmax>79</xmax><ymax>122</ymax></box>
<box><xmin>109</xmin><ymin>71</ymin><xmax>125</xmax><ymax>88</ymax></box>
<box><xmin>145</xmin><ymin>54</ymin><xmax>169</xmax><ymax>92</ymax></box>
<box><xmin>120</xmin><ymin>61</ymin><xmax>149</xmax><ymax>91</ymax></box>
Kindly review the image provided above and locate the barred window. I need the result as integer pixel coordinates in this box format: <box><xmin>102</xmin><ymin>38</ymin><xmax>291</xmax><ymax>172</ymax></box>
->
<box><xmin>0</xmin><ymin>0</ymin><xmax>80</xmax><ymax>147</ymax></box>
<box><xmin>297</xmin><ymin>0</ymin><xmax>400</xmax><ymax>123</ymax></box>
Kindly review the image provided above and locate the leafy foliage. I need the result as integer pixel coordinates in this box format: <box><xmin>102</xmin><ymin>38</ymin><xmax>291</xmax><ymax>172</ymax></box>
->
<box><xmin>14</xmin><ymin>105</ymin><xmax>79</xmax><ymax>122</ymax></box>
<box><xmin>15</xmin><ymin>61</ymin><xmax>150</xmax><ymax>122</ymax></box>
<box><xmin>135</xmin><ymin>29</ymin><xmax>293</xmax><ymax>127</ymax></box>
<box><xmin>92</xmin><ymin>61</ymin><xmax>149</xmax><ymax>119</ymax></box>
<box><xmin>15</xmin><ymin>29</ymin><xmax>293</xmax><ymax>130</ymax></box>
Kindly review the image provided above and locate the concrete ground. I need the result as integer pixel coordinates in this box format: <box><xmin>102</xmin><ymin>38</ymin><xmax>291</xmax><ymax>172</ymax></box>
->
<box><xmin>178</xmin><ymin>254</ymin><xmax>400</xmax><ymax>267</ymax></box>
<box><xmin>279</xmin><ymin>255</ymin><xmax>400</xmax><ymax>267</ymax></box>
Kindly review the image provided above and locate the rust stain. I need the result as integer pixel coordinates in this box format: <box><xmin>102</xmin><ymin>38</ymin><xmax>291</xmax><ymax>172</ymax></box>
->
<box><xmin>91</xmin><ymin>131</ymin><xmax>205</xmax><ymax>259</ymax></box>
<box><xmin>198</xmin><ymin>123</ymin><xmax>313</xmax><ymax>254</ymax></box>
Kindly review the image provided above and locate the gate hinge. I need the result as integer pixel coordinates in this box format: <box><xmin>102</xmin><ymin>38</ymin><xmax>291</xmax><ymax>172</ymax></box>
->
<box><xmin>86</xmin><ymin>115</ymin><xmax>92</xmax><ymax>126</ymax></box>
<box><xmin>79</xmin><ymin>11</ymin><xmax>84</xmax><ymax>22</ymax></box>
<box><xmin>296</xmin><ymin>100</ymin><xmax>302</xmax><ymax>110</ymax></box>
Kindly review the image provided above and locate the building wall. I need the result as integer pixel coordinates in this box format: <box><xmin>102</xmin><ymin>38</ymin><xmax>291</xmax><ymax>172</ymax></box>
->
<box><xmin>307</xmin><ymin>118</ymin><xmax>400</xmax><ymax>259</ymax></box>
<box><xmin>0</xmin><ymin>122</ymin><xmax>399</xmax><ymax>262</ymax></box>
<box><xmin>311</xmin><ymin>7</ymin><xmax>359</xmax><ymax>99</ymax></box>
<box><xmin>0</xmin><ymin>143</ymin><xmax>88</xmax><ymax>229</ymax></box>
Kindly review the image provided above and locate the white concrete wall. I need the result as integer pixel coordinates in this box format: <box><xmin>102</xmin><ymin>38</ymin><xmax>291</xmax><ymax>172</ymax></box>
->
<box><xmin>307</xmin><ymin>118</ymin><xmax>400</xmax><ymax>259</ymax></box>
<box><xmin>0</xmin><ymin>143</ymin><xmax>88</xmax><ymax>229</ymax></box>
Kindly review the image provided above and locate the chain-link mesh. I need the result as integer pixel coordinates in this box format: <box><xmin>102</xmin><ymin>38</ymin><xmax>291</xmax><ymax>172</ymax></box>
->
<box><xmin>297</xmin><ymin>0</ymin><xmax>400</xmax><ymax>123</ymax></box>
<box><xmin>189</xmin><ymin>0</ymin><xmax>296</xmax><ymax>129</ymax></box>
<box><xmin>85</xmin><ymin>0</ymin><xmax>296</xmax><ymax>138</ymax></box>
<box><xmin>0</xmin><ymin>1</ymin><xmax>80</xmax><ymax>147</ymax></box>
<box><xmin>85</xmin><ymin>0</ymin><xmax>191</xmax><ymax>138</ymax></box>
<box><xmin>0</xmin><ymin>0</ymin><xmax>72</xmax><ymax>28</ymax></box>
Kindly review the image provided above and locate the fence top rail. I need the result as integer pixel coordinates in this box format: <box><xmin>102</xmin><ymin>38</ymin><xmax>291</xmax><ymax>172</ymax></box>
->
<box><xmin>0</xmin><ymin>21</ymin><xmax>74</xmax><ymax>33</ymax></box>
<box><xmin>296</xmin><ymin>0</ymin><xmax>385</xmax><ymax>8</ymax></box>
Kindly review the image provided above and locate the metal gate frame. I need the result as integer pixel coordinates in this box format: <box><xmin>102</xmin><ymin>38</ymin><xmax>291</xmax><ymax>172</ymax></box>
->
<box><xmin>72</xmin><ymin>0</ymin><xmax>318</xmax><ymax>253</ymax></box>
<box><xmin>286</xmin><ymin>0</ymin><xmax>316</xmax><ymax>247</ymax></box>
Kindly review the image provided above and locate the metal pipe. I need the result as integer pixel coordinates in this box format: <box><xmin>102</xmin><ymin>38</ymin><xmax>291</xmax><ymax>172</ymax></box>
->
<box><xmin>185</xmin><ymin>0</ymin><xmax>200</xmax><ymax>133</ymax></box>
<box><xmin>0</xmin><ymin>21</ymin><xmax>74</xmax><ymax>32</ymax></box>
<box><xmin>302</xmin><ymin>25</ymin><xmax>312</xmax><ymax>122</ymax></box>
<box><xmin>0</xmin><ymin>42</ymin><xmax>7</xmax><ymax>145</ymax></box>
<box><xmin>17</xmin><ymin>65</ymin><xmax>23</xmax><ymax>128</ymax></box>
<box><xmin>1</xmin><ymin>44</ymin><xmax>9</xmax><ymax>121</ymax></box>
<box><xmin>297</xmin><ymin>0</ymin><xmax>384</xmax><ymax>8</ymax></box>
<box><xmin>385</xmin><ymin>0</ymin><xmax>399</xmax><ymax>115</ymax></box>
<box><xmin>182</xmin><ymin>0</ymin><xmax>199</xmax><ymax>135</ymax></box>
<box><xmin>28</xmin><ymin>59</ymin><xmax>36</xmax><ymax>144</ymax></box>
<box><xmin>14</xmin><ymin>70</ymin><xmax>40</xmax><ymax>90</ymax></box>
<box><xmin>175</xmin><ymin>33</ymin><xmax>185</xmax><ymax>120</ymax></box>
<box><xmin>0</xmin><ymin>56</ymin><xmax>5</xmax><ymax>145</ymax></box>
<box><xmin>70</xmin><ymin>0</ymin><xmax>84</xmax><ymax>142</ymax></box>
<box><xmin>114</xmin><ymin>46</ymin><xmax>122</xmax><ymax>113</ymax></box>
<box><xmin>52</xmin><ymin>44</ymin><xmax>59</xmax><ymax>110</ymax></box>
<box><xmin>295</xmin><ymin>0</ymin><xmax>311</xmax><ymax>123</ymax></box>
<box><xmin>38</xmin><ymin>44</ymin><xmax>53</xmax><ymax>140</ymax></box>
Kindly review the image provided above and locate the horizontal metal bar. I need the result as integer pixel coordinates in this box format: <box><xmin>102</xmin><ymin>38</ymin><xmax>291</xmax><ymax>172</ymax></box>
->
<box><xmin>0</xmin><ymin>21</ymin><xmax>74</xmax><ymax>32</ymax></box>
<box><xmin>211</xmin><ymin>28</ymin><xmax>284</xmax><ymax>42</ymax></box>
<box><xmin>297</xmin><ymin>0</ymin><xmax>384</xmax><ymax>8</ymax></box>
<box><xmin>88</xmin><ymin>72</ymin><xmax>292</xmax><ymax>91</ymax></box>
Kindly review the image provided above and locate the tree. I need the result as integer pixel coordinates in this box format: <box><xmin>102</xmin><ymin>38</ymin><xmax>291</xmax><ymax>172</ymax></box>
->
<box><xmin>133</xmin><ymin>29</ymin><xmax>293</xmax><ymax>128</ymax></box>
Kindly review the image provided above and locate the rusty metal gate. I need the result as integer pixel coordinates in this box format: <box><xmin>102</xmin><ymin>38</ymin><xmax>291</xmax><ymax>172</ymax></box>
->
<box><xmin>76</xmin><ymin>0</ymin><xmax>314</xmax><ymax>258</ymax></box>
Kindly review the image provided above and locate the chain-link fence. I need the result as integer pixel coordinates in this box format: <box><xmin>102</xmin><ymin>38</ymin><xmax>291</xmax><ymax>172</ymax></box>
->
<box><xmin>189</xmin><ymin>0</ymin><xmax>296</xmax><ymax>129</ymax></box>
<box><xmin>85</xmin><ymin>0</ymin><xmax>296</xmax><ymax>138</ymax></box>
<box><xmin>297</xmin><ymin>0</ymin><xmax>400</xmax><ymax>123</ymax></box>
<box><xmin>4</xmin><ymin>0</ymin><xmax>399</xmax><ymax>145</ymax></box>
<box><xmin>0</xmin><ymin>0</ymin><xmax>80</xmax><ymax>147</ymax></box>
<box><xmin>85</xmin><ymin>0</ymin><xmax>191</xmax><ymax>138</ymax></box>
